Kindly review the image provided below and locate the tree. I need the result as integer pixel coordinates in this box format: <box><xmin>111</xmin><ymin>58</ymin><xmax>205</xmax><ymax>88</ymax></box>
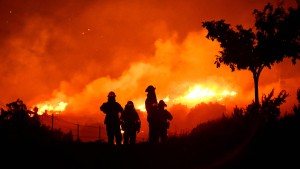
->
<box><xmin>0</xmin><ymin>99</ymin><xmax>73</xmax><ymax>142</ymax></box>
<box><xmin>202</xmin><ymin>1</ymin><xmax>300</xmax><ymax>107</ymax></box>
<box><xmin>0</xmin><ymin>99</ymin><xmax>41</xmax><ymax>141</ymax></box>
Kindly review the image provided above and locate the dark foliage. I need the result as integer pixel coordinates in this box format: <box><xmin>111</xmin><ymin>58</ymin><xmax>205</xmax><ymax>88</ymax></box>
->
<box><xmin>0</xmin><ymin>99</ymin><xmax>73</xmax><ymax>143</ymax></box>
<box><xmin>260</xmin><ymin>89</ymin><xmax>289</xmax><ymax>121</ymax></box>
<box><xmin>2</xmin><ymin>89</ymin><xmax>300</xmax><ymax>169</ymax></box>
<box><xmin>202</xmin><ymin>2</ymin><xmax>300</xmax><ymax>105</ymax></box>
<box><xmin>293</xmin><ymin>88</ymin><xmax>300</xmax><ymax>117</ymax></box>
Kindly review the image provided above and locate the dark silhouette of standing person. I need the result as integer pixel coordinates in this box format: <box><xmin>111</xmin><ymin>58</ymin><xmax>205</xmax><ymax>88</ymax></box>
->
<box><xmin>120</xmin><ymin>101</ymin><xmax>141</xmax><ymax>145</ymax></box>
<box><xmin>145</xmin><ymin>85</ymin><xmax>158</xmax><ymax>143</ymax></box>
<box><xmin>100</xmin><ymin>91</ymin><xmax>123</xmax><ymax>145</ymax></box>
<box><xmin>157</xmin><ymin>100</ymin><xmax>173</xmax><ymax>143</ymax></box>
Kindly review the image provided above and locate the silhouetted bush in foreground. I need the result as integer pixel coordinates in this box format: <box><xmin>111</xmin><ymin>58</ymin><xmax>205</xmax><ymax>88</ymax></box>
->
<box><xmin>0</xmin><ymin>99</ymin><xmax>73</xmax><ymax>143</ymax></box>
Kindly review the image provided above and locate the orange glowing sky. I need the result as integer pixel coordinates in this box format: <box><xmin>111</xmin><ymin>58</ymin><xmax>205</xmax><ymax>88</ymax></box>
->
<box><xmin>1</xmin><ymin>0</ymin><xmax>299</xmax><ymax>130</ymax></box>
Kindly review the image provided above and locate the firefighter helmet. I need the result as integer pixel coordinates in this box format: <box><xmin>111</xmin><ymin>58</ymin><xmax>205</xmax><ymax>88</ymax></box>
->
<box><xmin>126</xmin><ymin>101</ymin><xmax>134</xmax><ymax>106</ymax></box>
<box><xmin>158</xmin><ymin>100</ymin><xmax>167</xmax><ymax>107</ymax></box>
<box><xmin>107</xmin><ymin>91</ymin><xmax>116</xmax><ymax>97</ymax></box>
<box><xmin>145</xmin><ymin>85</ymin><xmax>156</xmax><ymax>92</ymax></box>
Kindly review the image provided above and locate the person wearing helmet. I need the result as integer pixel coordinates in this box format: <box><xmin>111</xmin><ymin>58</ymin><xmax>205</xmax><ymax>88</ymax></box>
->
<box><xmin>145</xmin><ymin>85</ymin><xmax>159</xmax><ymax>143</ymax></box>
<box><xmin>100</xmin><ymin>91</ymin><xmax>123</xmax><ymax>145</ymax></box>
<box><xmin>120</xmin><ymin>101</ymin><xmax>141</xmax><ymax>145</ymax></box>
<box><xmin>145</xmin><ymin>85</ymin><xmax>156</xmax><ymax>93</ymax></box>
<box><xmin>157</xmin><ymin>100</ymin><xmax>173</xmax><ymax>143</ymax></box>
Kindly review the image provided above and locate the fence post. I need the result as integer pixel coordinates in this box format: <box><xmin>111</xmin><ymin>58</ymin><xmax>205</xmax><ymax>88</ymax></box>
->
<box><xmin>51</xmin><ymin>113</ymin><xmax>54</xmax><ymax>132</ymax></box>
<box><xmin>99</xmin><ymin>125</ymin><xmax>101</xmax><ymax>141</ymax></box>
<box><xmin>77</xmin><ymin>124</ymin><xmax>80</xmax><ymax>142</ymax></box>
<box><xmin>51</xmin><ymin>113</ymin><xmax>54</xmax><ymax>141</ymax></box>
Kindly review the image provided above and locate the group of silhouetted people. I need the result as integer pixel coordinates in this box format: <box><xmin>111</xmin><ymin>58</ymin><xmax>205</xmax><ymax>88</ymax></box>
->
<box><xmin>100</xmin><ymin>85</ymin><xmax>172</xmax><ymax>145</ymax></box>
<box><xmin>145</xmin><ymin>85</ymin><xmax>173</xmax><ymax>144</ymax></box>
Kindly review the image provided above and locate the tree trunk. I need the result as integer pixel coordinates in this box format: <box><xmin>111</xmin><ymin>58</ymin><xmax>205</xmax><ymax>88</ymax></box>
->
<box><xmin>253</xmin><ymin>72</ymin><xmax>260</xmax><ymax>106</ymax></box>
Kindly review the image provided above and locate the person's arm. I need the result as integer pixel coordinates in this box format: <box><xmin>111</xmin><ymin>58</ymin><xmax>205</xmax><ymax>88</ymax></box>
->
<box><xmin>120</xmin><ymin>111</ymin><xmax>124</xmax><ymax>120</ymax></box>
<box><xmin>145</xmin><ymin>99</ymin><xmax>150</xmax><ymax>112</ymax></box>
<box><xmin>117</xmin><ymin>103</ymin><xmax>124</xmax><ymax>114</ymax></box>
<box><xmin>134</xmin><ymin>110</ymin><xmax>141</xmax><ymax>132</ymax></box>
<box><xmin>134</xmin><ymin>110</ymin><xmax>140</xmax><ymax>121</ymax></box>
<box><xmin>166</xmin><ymin>110</ymin><xmax>173</xmax><ymax>120</ymax></box>
<box><xmin>100</xmin><ymin>103</ymin><xmax>107</xmax><ymax>114</ymax></box>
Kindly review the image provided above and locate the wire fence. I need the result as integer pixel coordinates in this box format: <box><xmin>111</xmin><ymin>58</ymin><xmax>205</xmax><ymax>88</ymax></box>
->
<box><xmin>39</xmin><ymin>114</ymin><xmax>148</xmax><ymax>143</ymax></box>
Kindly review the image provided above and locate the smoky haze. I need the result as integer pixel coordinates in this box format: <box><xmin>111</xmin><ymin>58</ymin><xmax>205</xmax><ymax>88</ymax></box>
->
<box><xmin>1</xmin><ymin>0</ymin><xmax>299</xmax><ymax>138</ymax></box>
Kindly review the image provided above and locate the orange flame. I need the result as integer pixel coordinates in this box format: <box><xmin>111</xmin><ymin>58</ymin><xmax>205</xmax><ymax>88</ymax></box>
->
<box><xmin>33</xmin><ymin>101</ymin><xmax>68</xmax><ymax>115</ymax></box>
<box><xmin>173</xmin><ymin>85</ymin><xmax>237</xmax><ymax>108</ymax></box>
<box><xmin>31</xmin><ymin>85</ymin><xmax>236</xmax><ymax>114</ymax></box>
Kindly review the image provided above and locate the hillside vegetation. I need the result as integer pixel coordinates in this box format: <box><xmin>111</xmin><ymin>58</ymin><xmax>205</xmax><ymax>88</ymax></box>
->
<box><xmin>1</xmin><ymin>89</ymin><xmax>300</xmax><ymax>169</ymax></box>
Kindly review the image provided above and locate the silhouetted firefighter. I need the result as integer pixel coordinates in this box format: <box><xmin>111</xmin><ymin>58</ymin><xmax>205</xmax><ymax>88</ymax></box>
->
<box><xmin>157</xmin><ymin>100</ymin><xmax>173</xmax><ymax>143</ymax></box>
<box><xmin>100</xmin><ymin>91</ymin><xmax>123</xmax><ymax>145</ymax></box>
<box><xmin>145</xmin><ymin>85</ymin><xmax>158</xmax><ymax>143</ymax></box>
<box><xmin>120</xmin><ymin>101</ymin><xmax>141</xmax><ymax>144</ymax></box>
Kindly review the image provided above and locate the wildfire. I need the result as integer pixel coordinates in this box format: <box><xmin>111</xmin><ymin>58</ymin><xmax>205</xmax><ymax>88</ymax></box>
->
<box><xmin>33</xmin><ymin>101</ymin><xmax>68</xmax><ymax>115</ymax></box>
<box><xmin>137</xmin><ymin>104</ymin><xmax>147</xmax><ymax>112</ymax></box>
<box><xmin>173</xmin><ymin>85</ymin><xmax>237</xmax><ymax>108</ymax></box>
<box><xmin>31</xmin><ymin>85</ymin><xmax>236</xmax><ymax>115</ymax></box>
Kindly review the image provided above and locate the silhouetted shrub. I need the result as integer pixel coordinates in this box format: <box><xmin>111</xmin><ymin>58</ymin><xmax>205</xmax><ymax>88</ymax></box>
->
<box><xmin>293</xmin><ymin>88</ymin><xmax>300</xmax><ymax>118</ymax></box>
<box><xmin>260</xmin><ymin>89</ymin><xmax>288</xmax><ymax>122</ymax></box>
<box><xmin>0</xmin><ymin>99</ymin><xmax>73</xmax><ymax>143</ymax></box>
